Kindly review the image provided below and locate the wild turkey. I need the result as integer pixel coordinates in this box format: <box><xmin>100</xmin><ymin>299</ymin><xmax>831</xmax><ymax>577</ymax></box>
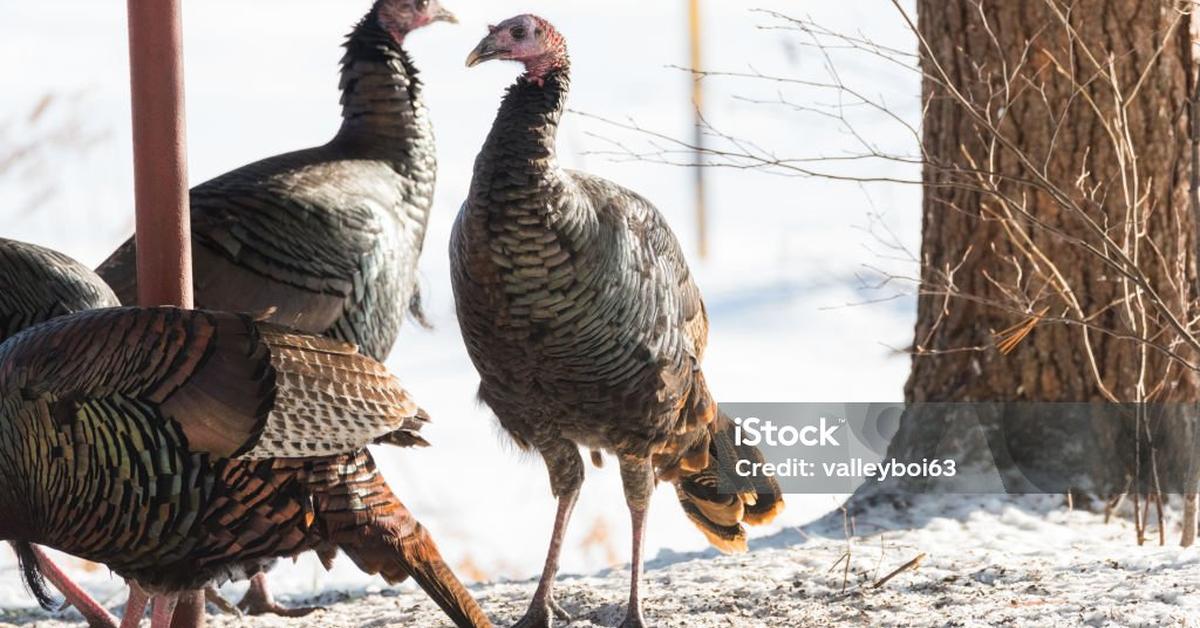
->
<box><xmin>452</xmin><ymin>15</ymin><xmax>783</xmax><ymax>628</ymax></box>
<box><xmin>97</xmin><ymin>0</ymin><xmax>455</xmax><ymax>361</ymax></box>
<box><xmin>0</xmin><ymin>238</ymin><xmax>129</xmax><ymax>626</ymax></box>
<box><xmin>0</xmin><ymin>306</ymin><xmax>491</xmax><ymax>628</ymax></box>
<box><xmin>95</xmin><ymin>0</ymin><xmax>455</xmax><ymax>613</ymax></box>
<box><xmin>0</xmin><ymin>238</ymin><xmax>119</xmax><ymax>343</ymax></box>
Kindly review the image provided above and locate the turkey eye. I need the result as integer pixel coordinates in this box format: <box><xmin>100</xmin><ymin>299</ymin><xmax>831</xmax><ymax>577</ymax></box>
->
<box><xmin>416</xmin><ymin>0</ymin><xmax>429</xmax><ymax>9</ymax></box>
<box><xmin>511</xmin><ymin>26</ymin><xmax>528</xmax><ymax>40</ymax></box>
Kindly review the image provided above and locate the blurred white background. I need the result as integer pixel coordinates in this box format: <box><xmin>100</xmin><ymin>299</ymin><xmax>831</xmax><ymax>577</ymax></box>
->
<box><xmin>0</xmin><ymin>0</ymin><xmax>919</xmax><ymax>607</ymax></box>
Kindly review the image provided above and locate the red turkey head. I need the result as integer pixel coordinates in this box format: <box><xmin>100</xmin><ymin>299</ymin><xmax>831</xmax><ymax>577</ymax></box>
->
<box><xmin>376</xmin><ymin>0</ymin><xmax>457</xmax><ymax>42</ymax></box>
<box><xmin>466</xmin><ymin>15</ymin><xmax>568</xmax><ymax>81</ymax></box>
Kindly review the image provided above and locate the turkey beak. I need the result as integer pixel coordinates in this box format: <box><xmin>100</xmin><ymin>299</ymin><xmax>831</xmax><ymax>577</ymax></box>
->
<box><xmin>466</xmin><ymin>36</ymin><xmax>505</xmax><ymax>67</ymax></box>
<box><xmin>433</xmin><ymin>5</ymin><xmax>458</xmax><ymax>24</ymax></box>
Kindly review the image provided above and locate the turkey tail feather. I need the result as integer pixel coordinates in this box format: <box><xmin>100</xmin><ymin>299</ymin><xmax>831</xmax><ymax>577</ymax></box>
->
<box><xmin>333</xmin><ymin>468</ymin><xmax>491</xmax><ymax>628</ymax></box>
<box><xmin>732</xmin><ymin>422</ymin><xmax>786</xmax><ymax>525</ymax></box>
<box><xmin>340</xmin><ymin>520</ymin><xmax>491</xmax><ymax>628</ymax></box>
<box><xmin>673</xmin><ymin>412</ymin><xmax>784</xmax><ymax>553</ymax></box>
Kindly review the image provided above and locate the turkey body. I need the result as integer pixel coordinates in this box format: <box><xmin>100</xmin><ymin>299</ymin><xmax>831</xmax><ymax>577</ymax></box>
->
<box><xmin>452</xmin><ymin>71</ymin><xmax>715</xmax><ymax>480</ymax></box>
<box><xmin>0</xmin><ymin>238</ymin><xmax>126</xmax><ymax>621</ymax></box>
<box><xmin>451</xmin><ymin>61</ymin><xmax>780</xmax><ymax>627</ymax></box>
<box><xmin>0</xmin><ymin>307</ymin><xmax>489</xmax><ymax>627</ymax></box>
<box><xmin>0</xmin><ymin>238</ymin><xmax>119</xmax><ymax>343</ymax></box>
<box><xmin>97</xmin><ymin>14</ymin><xmax>435</xmax><ymax>362</ymax></box>
<box><xmin>92</xmin><ymin>6</ymin><xmax>453</xmax><ymax>621</ymax></box>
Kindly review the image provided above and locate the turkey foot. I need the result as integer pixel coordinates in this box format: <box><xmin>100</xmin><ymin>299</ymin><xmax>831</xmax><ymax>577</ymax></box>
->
<box><xmin>236</xmin><ymin>573</ymin><xmax>319</xmax><ymax>618</ymax></box>
<box><xmin>512</xmin><ymin>592</ymin><xmax>570</xmax><ymax>628</ymax></box>
<box><xmin>202</xmin><ymin>587</ymin><xmax>240</xmax><ymax>616</ymax></box>
<box><xmin>511</xmin><ymin>605</ymin><xmax>551</xmax><ymax>628</ymax></box>
<box><xmin>618</xmin><ymin>611</ymin><xmax>647</xmax><ymax>628</ymax></box>
<box><xmin>548</xmin><ymin>596</ymin><xmax>572</xmax><ymax>621</ymax></box>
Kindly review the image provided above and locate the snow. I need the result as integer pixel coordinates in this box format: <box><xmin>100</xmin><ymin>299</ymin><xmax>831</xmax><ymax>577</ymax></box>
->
<box><xmin>7</xmin><ymin>0</ymin><xmax>1181</xmax><ymax>626</ymax></box>
<box><xmin>7</xmin><ymin>497</ymin><xmax>1199</xmax><ymax>626</ymax></box>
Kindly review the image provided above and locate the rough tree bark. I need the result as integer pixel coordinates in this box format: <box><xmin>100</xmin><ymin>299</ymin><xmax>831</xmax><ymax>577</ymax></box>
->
<box><xmin>873</xmin><ymin>0</ymin><xmax>1200</xmax><ymax>532</ymax></box>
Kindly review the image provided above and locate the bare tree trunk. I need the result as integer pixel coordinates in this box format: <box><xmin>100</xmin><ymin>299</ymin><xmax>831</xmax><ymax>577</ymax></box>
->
<box><xmin>1183</xmin><ymin>493</ymin><xmax>1197</xmax><ymax>546</ymax></box>
<box><xmin>879</xmin><ymin>0</ymin><xmax>1200</xmax><ymax>517</ymax></box>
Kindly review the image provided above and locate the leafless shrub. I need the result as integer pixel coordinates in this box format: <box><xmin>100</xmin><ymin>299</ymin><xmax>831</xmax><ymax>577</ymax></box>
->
<box><xmin>0</xmin><ymin>92</ymin><xmax>109</xmax><ymax>223</ymax></box>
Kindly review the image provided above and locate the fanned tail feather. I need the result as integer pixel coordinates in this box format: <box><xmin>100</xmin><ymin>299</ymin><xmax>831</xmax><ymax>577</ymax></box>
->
<box><xmin>673</xmin><ymin>412</ymin><xmax>784</xmax><ymax>553</ymax></box>
<box><xmin>235</xmin><ymin>320</ymin><xmax>430</xmax><ymax>459</ymax></box>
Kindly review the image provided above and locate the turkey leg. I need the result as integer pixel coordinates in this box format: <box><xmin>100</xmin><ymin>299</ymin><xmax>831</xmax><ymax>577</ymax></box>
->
<box><xmin>515</xmin><ymin>441</ymin><xmax>583</xmax><ymax>628</ymax></box>
<box><xmin>618</xmin><ymin>456</ymin><xmax>654</xmax><ymax>628</ymax></box>
<box><xmin>149</xmin><ymin>593</ymin><xmax>178</xmax><ymax>628</ymax></box>
<box><xmin>119</xmin><ymin>583</ymin><xmax>150</xmax><ymax>628</ymax></box>
<box><xmin>168</xmin><ymin>590</ymin><xmax>205</xmax><ymax>628</ymax></box>
<box><xmin>29</xmin><ymin>545</ymin><xmax>119</xmax><ymax>628</ymax></box>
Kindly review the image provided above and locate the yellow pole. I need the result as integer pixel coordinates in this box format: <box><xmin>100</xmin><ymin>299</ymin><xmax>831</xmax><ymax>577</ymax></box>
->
<box><xmin>688</xmin><ymin>0</ymin><xmax>708</xmax><ymax>260</ymax></box>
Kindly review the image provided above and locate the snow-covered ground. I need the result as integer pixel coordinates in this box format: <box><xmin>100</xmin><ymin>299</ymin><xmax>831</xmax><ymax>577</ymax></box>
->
<box><xmin>7</xmin><ymin>497</ymin><xmax>1199</xmax><ymax>627</ymax></box>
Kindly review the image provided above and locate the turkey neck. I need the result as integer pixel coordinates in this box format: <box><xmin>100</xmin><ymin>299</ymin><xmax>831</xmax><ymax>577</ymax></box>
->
<box><xmin>473</xmin><ymin>68</ymin><xmax>572</xmax><ymax>219</ymax></box>
<box><xmin>333</xmin><ymin>15</ymin><xmax>428</xmax><ymax>161</ymax></box>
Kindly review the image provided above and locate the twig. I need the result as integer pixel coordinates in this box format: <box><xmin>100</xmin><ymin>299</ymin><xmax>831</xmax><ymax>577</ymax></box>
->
<box><xmin>872</xmin><ymin>553</ymin><xmax>926</xmax><ymax>589</ymax></box>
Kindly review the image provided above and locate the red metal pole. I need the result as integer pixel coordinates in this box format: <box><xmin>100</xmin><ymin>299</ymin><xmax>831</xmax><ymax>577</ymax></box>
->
<box><xmin>127</xmin><ymin>0</ymin><xmax>193</xmax><ymax>308</ymax></box>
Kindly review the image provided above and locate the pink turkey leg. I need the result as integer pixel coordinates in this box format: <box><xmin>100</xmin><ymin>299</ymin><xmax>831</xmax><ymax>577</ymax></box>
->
<box><xmin>120</xmin><ymin>583</ymin><xmax>151</xmax><ymax>628</ymax></box>
<box><xmin>150</xmin><ymin>594</ymin><xmax>179</xmax><ymax>628</ymax></box>
<box><xmin>31</xmin><ymin>545</ymin><xmax>118</xmax><ymax>628</ymax></box>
